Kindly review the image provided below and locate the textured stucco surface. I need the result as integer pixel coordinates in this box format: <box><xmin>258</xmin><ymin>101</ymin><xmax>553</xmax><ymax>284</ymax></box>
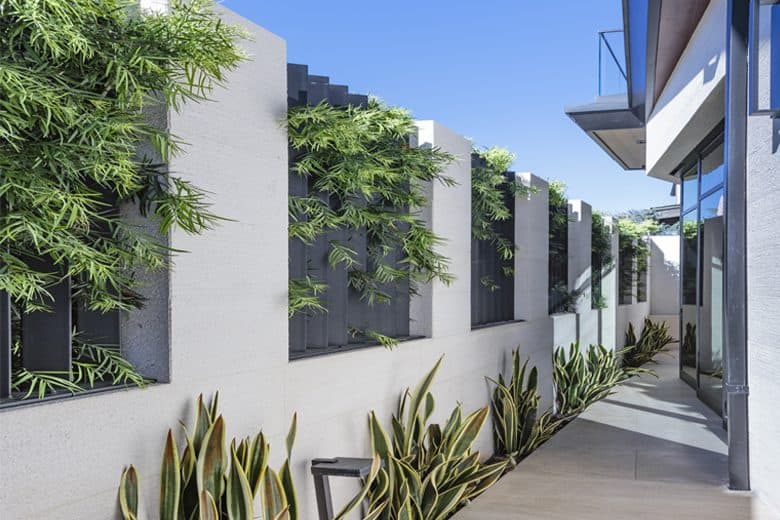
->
<box><xmin>646</xmin><ymin>0</ymin><xmax>727</xmax><ymax>179</ymax></box>
<box><xmin>649</xmin><ymin>235</ymin><xmax>680</xmax><ymax>316</ymax></box>
<box><xmin>410</xmin><ymin>121</ymin><xmax>472</xmax><ymax>338</ymax></box>
<box><xmin>747</xmin><ymin>108</ymin><xmax>780</xmax><ymax>513</ymax></box>
<box><xmin>515</xmin><ymin>173</ymin><xmax>549</xmax><ymax>321</ymax></box>
<box><xmin>0</xmin><ymin>10</ymin><xmax>290</xmax><ymax>519</ymax></box>
<box><xmin>568</xmin><ymin>200</ymin><xmax>592</xmax><ymax>313</ymax></box>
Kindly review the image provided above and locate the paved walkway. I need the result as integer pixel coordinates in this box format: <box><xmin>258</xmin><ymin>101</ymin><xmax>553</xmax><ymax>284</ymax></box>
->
<box><xmin>456</xmin><ymin>346</ymin><xmax>780</xmax><ymax>520</ymax></box>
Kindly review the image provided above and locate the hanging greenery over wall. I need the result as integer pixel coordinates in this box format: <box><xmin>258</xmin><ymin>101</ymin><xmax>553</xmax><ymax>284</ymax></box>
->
<box><xmin>591</xmin><ymin>211</ymin><xmax>612</xmax><ymax>308</ymax></box>
<box><xmin>616</xmin><ymin>218</ymin><xmax>660</xmax><ymax>273</ymax></box>
<box><xmin>548</xmin><ymin>180</ymin><xmax>569</xmax><ymax>235</ymax></box>
<box><xmin>0</xmin><ymin>0</ymin><xmax>245</xmax><ymax>312</ymax></box>
<box><xmin>287</xmin><ymin>100</ymin><xmax>454</xmax><ymax>318</ymax></box>
<box><xmin>471</xmin><ymin>146</ymin><xmax>523</xmax><ymax>265</ymax></box>
<box><xmin>1</xmin><ymin>0</ymin><xmax>245</xmax><ymax>398</ymax></box>
<box><xmin>548</xmin><ymin>180</ymin><xmax>572</xmax><ymax>313</ymax></box>
<box><xmin>616</xmin><ymin>218</ymin><xmax>659</xmax><ymax>302</ymax></box>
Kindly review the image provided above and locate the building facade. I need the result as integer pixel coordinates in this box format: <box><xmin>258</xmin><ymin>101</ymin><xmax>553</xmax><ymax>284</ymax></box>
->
<box><xmin>567</xmin><ymin>0</ymin><xmax>780</xmax><ymax>511</ymax></box>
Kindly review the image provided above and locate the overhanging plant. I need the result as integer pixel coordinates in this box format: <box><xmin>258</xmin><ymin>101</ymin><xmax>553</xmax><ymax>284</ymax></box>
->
<box><xmin>591</xmin><ymin>211</ymin><xmax>613</xmax><ymax>309</ymax></box>
<box><xmin>471</xmin><ymin>146</ymin><xmax>532</xmax><ymax>288</ymax></box>
<box><xmin>287</xmin><ymin>100</ymin><xmax>455</xmax><ymax>346</ymax></box>
<box><xmin>2</xmin><ymin>0</ymin><xmax>246</xmax><ymax>396</ymax></box>
<box><xmin>548</xmin><ymin>180</ymin><xmax>574</xmax><ymax>313</ymax></box>
<box><xmin>616</xmin><ymin>218</ymin><xmax>660</xmax><ymax>294</ymax></box>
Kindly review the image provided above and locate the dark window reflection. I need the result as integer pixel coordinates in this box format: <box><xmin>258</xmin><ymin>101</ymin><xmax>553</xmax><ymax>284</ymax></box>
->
<box><xmin>681</xmin><ymin>210</ymin><xmax>698</xmax><ymax>382</ymax></box>
<box><xmin>682</xmin><ymin>165</ymin><xmax>698</xmax><ymax>213</ymax></box>
<box><xmin>700</xmin><ymin>143</ymin><xmax>724</xmax><ymax>195</ymax></box>
<box><xmin>698</xmin><ymin>189</ymin><xmax>724</xmax><ymax>414</ymax></box>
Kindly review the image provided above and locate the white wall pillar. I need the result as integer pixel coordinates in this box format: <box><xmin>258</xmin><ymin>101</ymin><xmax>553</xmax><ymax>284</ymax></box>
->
<box><xmin>410</xmin><ymin>121</ymin><xmax>471</xmax><ymax>338</ymax></box>
<box><xmin>514</xmin><ymin>173</ymin><xmax>549</xmax><ymax>321</ymax></box>
<box><xmin>600</xmin><ymin>217</ymin><xmax>619</xmax><ymax>351</ymax></box>
<box><xmin>567</xmin><ymin>200</ymin><xmax>592</xmax><ymax>314</ymax></box>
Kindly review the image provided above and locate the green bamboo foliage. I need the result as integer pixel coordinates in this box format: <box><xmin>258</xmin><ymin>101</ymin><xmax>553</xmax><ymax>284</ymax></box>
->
<box><xmin>622</xmin><ymin>318</ymin><xmax>674</xmax><ymax>368</ymax></box>
<box><xmin>553</xmin><ymin>343</ymin><xmax>648</xmax><ymax>419</ymax></box>
<box><xmin>488</xmin><ymin>349</ymin><xmax>540</xmax><ymax>466</ymax></box>
<box><xmin>287</xmin><ymin>100</ymin><xmax>455</xmax><ymax>331</ymax></box>
<box><xmin>616</xmin><ymin>219</ymin><xmax>661</xmax><ymax>281</ymax></box>
<box><xmin>471</xmin><ymin>146</ymin><xmax>532</xmax><ymax>289</ymax></box>
<box><xmin>2</xmin><ymin>0</ymin><xmax>245</xmax><ymax>397</ymax></box>
<box><xmin>364</xmin><ymin>357</ymin><xmax>507</xmax><ymax>519</ymax></box>
<box><xmin>1</xmin><ymin>0</ymin><xmax>245</xmax><ymax>313</ymax></box>
<box><xmin>591</xmin><ymin>211</ymin><xmax>613</xmax><ymax>309</ymax></box>
<box><xmin>11</xmin><ymin>335</ymin><xmax>148</xmax><ymax>399</ymax></box>
<box><xmin>118</xmin><ymin>394</ymin><xmax>339</xmax><ymax>520</ymax></box>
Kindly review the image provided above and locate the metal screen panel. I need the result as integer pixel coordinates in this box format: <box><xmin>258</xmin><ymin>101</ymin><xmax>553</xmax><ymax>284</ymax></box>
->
<box><xmin>287</xmin><ymin>64</ymin><xmax>411</xmax><ymax>359</ymax></box>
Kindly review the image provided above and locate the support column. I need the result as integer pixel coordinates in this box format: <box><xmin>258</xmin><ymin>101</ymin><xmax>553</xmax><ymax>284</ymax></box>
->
<box><xmin>567</xmin><ymin>200</ymin><xmax>592</xmax><ymax>314</ymax></box>
<box><xmin>724</xmin><ymin>0</ymin><xmax>750</xmax><ymax>492</ymax></box>
<box><xmin>600</xmin><ymin>216</ymin><xmax>619</xmax><ymax>351</ymax></box>
<box><xmin>514</xmin><ymin>173</ymin><xmax>549</xmax><ymax>321</ymax></box>
<box><xmin>410</xmin><ymin>121</ymin><xmax>471</xmax><ymax>338</ymax></box>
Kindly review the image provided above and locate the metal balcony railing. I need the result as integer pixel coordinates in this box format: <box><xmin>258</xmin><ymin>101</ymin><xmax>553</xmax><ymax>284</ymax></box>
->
<box><xmin>598</xmin><ymin>29</ymin><xmax>627</xmax><ymax>97</ymax></box>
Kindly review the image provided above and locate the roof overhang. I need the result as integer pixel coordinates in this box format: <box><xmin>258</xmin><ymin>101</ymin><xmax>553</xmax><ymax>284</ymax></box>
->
<box><xmin>565</xmin><ymin>94</ymin><xmax>646</xmax><ymax>170</ymax></box>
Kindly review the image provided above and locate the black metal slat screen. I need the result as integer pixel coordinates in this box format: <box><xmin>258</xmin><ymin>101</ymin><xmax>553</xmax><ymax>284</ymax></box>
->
<box><xmin>591</xmin><ymin>251</ymin><xmax>603</xmax><ymax>307</ymax></box>
<box><xmin>1</xmin><ymin>231</ymin><xmax>120</xmax><ymax>402</ymax></box>
<box><xmin>548</xmin><ymin>201</ymin><xmax>569</xmax><ymax>314</ymax></box>
<box><xmin>636</xmin><ymin>262</ymin><xmax>648</xmax><ymax>302</ymax></box>
<box><xmin>287</xmin><ymin>64</ymin><xmax>411</xmax><ymax>359</ymax></box>
<box><xmin>470</xmin><ymin>155</ymin><xmax>515</xmax><ymax>327</ymax></box>
<box><xmin>619</xmin><ymin>245</ymin><xmax>634</xmax><ymax>304</ymax></box>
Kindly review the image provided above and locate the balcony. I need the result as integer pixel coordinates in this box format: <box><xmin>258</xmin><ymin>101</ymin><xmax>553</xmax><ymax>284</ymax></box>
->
<box><xmin>565</xmin><ymin>29</ymin><xmax>646</xmax><ymax>170</ymax></box>
<box><xmin>598</xmin><ymin>29</ymin><xmax>629</xmax><ymax>97</ymax></box>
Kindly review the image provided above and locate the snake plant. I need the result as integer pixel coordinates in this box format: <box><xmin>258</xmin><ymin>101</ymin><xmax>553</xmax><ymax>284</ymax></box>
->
<box><xmin>488</xmin><ymin>349</ymin><xmax>540</xmax><ymax>466</ymax></box>
<box><xmin>622</xmin><ymin>318</ymin><xmax>674</xmax><ymax>368</ymax></box>
<box><xmin>118</xmin><ymin>394</ymin><xmax>372</xmax><ymax>520</ymax></box>
<box><xmin>553</xmin><ymin>343</ymin><xmax>647</xmax><ymax>419</ymax></box>
<box><xmin>364</xmin><ymin>356</ymin><xmax>507</xmax><ymax>519</ymax></box>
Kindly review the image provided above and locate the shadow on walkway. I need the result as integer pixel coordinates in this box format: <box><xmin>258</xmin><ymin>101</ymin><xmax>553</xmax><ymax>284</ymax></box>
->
<box><xmin>455</xmin><ymin>348</ymin><xmax>779</xmax><ymax>520</ymax></box>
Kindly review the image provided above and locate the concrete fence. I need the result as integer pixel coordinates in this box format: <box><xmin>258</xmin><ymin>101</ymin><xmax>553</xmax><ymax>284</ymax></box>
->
<box><xmin>0</xmin><ymin>7</ymin><xmax>680</xmax><ymax>520</ymax></box>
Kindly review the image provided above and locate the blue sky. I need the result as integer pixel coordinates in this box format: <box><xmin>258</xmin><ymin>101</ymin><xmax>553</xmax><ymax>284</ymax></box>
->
<box><xmin>222</xmin><ymin>0</ymin><xmax>675</xmax><ymax>214</ymax></box>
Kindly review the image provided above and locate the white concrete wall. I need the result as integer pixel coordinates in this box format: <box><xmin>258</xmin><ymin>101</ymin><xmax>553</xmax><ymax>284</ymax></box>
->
<box><xmin>567</xmin><ymin>200</ymin><xmax>592</xmax><ymax>313</ymax></box>
<box><xmin>0</xmin><ymin>6</ymin><xmax>681</xmax><ymax>519</ymax></box>
<box><xmin>599</xmin><ymin>218</ymin><xmax>620</xmax><ymax>351</ymax></box>
<box><xmin>649</xmin><ymin>235</ymin><xmax>680</xmax><ymax>315</ymax></box>
<box><xmin>0</xmin><ymin>10</ymin><xmax>290</xmax><ymax>519</ymax></box>
<box><xmin>746</xmin><ymin>45</ymin><xmax>780</xmax><ymax>510</ymax></box>
<box><xmin>617</xmin><ymin>301</ymin><xmax>651</xmax><ymax>349</ymax></box>
<box><xmin>646</xmin><ymin>0</ymin><xmax>727</xmax><ymax>179</ymax></box>
<box><xmin>409</xmin><ymin>121</ymin><xmax>472</xmax><ymax>338</ymax></box>
<box><xmin>551</xmin><ymin>211</ymin><xmax>651</xmax><ymax>352</ymax></box>
<box><xmin>615</xmin><ymin>234</ymin><xmax>651</xmax><ymax>348</ymax></box>
<box><xmin>0</xmin><ymin>10</ymin><xmax>559</xmax><ymax>520</ymax></box>
<box><xmin>515</xmin><ymin>174</ymin><xmax>549</xmax><ymax>321</ymax></box>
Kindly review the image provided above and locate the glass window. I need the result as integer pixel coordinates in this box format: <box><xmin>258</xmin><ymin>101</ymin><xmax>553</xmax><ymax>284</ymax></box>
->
<box><xmin>681</xmin><ymin>210</ymin><xmax>698</xmax><ymax>383</ymax></box>
<box><xmin>681</xmin><ymin>165</ymin><xmax>698</xmax><ymax>213</ymax></box>
<box><xmin>698</xmin><ymin>189</ymin><xmax>725</xmax><ymax>414</ymax></box>
<box><xmin>700</xmin><ymin>142</ymin><xmax>724</xmax><ymax>195</ymax></box>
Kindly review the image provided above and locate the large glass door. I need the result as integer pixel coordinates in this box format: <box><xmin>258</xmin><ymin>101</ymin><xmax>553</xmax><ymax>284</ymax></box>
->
<box><xmin>678</xmin><ymin>136</ymin><xmax>725</xmax><ymax>416</ymax></box>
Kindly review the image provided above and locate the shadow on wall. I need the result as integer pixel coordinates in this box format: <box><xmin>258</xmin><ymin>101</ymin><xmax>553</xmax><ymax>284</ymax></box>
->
<box><xmin>663</xmin><ymin>259</ymin><xmax>680</xmax><ymax>283</ymax></box>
